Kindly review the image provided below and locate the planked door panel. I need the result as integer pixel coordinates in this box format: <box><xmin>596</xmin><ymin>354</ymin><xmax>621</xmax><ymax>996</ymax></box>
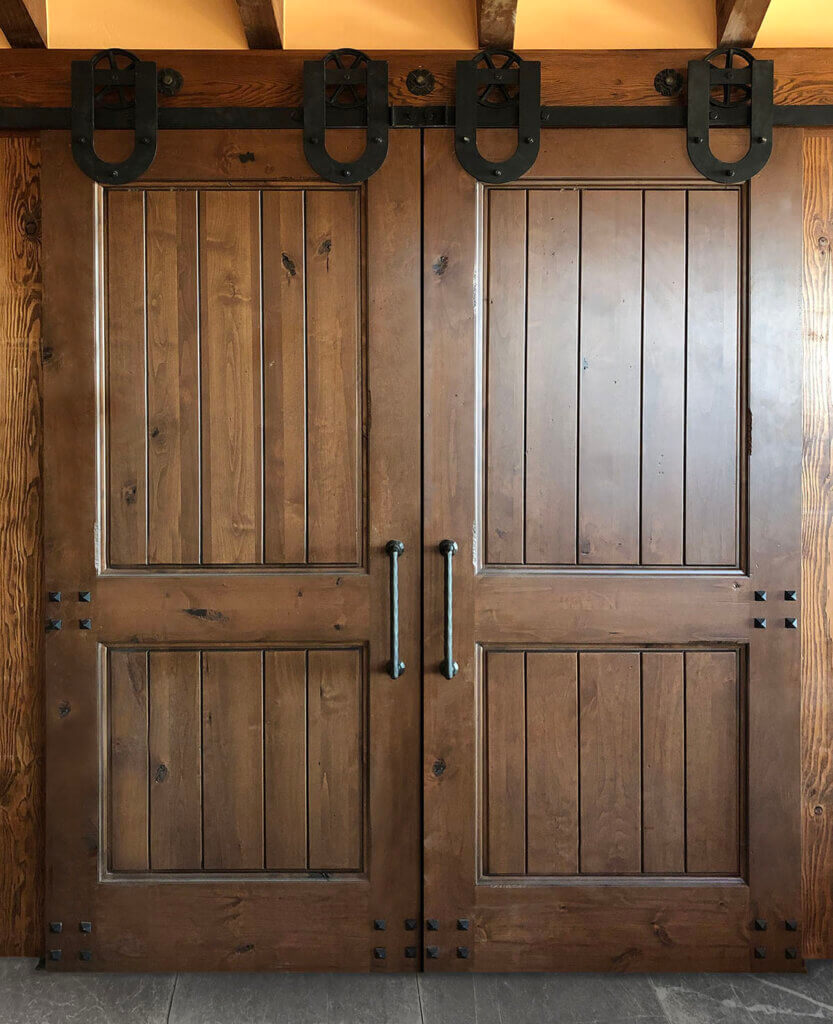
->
<box><xmin>424</xmin><ymin>129</ymin><xmax>802</xmax><ymax>972</ymax></box>
<box><xmin>42</xmin><ymin>130</ymin><xmax>421</xmax><ymax>971</ymax></box>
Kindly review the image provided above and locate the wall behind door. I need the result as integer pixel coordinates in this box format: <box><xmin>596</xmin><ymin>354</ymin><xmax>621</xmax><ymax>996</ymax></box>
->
<box><xmin>0</xmin><ymin>129</ymin><xmax>831</xmax><ymax>959</ymax></box>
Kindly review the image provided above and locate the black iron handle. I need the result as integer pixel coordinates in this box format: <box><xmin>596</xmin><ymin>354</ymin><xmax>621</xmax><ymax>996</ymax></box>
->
<box><xmin>386</xmin><ymin>540</ymin><xmax>405</xmax><ymax>679</ymax></box>
<box><xmin>439</xmin><ymin>540</ymin><xmax>459</xmax><ymax>679</ymax></box>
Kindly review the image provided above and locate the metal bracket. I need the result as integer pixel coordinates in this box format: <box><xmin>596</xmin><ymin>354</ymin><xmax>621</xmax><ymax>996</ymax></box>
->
<box><xmin>455</xmin><ymin>49</ymin><xmax>541</xmax><ymax>183</ymax></box>
<box><xmin>687</xmin><ymin>47</ymin><xmax>773</xmax><ymax>183</ymax></box>
<box><xmin>71</xmin><ymin>49</ymin><xmax>158</xmax><ymax>185</ymax></box>
<box><xmin>303</xmin><ymin>48</ymin><xmax>389</xmax><ymax>183</ymax></box>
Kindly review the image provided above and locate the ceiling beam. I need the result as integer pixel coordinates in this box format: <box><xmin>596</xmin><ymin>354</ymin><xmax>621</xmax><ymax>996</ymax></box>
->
<box><xmin>716</xmin><ymin>0</ymin><xmax>772</xmax><ymax>47</ymax></box>
<box><xmin>0</xmin><ymin>0</ymin><xmax>45</xmax><ymax>48</ymax></box>
<box><xmin>235</xmin><ymin>0</ymin><xmax>283</xmax><ymax>49</ymax></box>
<box><xmin>477</xmin><ymin>0</ymin><xmax>518</xmax><ymax>50</ymax></box>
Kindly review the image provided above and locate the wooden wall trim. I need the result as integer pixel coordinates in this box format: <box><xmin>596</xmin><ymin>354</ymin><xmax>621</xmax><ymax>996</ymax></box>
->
<box><xmin>0</xmin><ymin>49</ymin><xmax>832</xmax><ymax>108</ymax></box>
<box><xmin>801</xmin><ymin>130</ymin><xmax>833</xmax><ymax>959</ymax></box>
<box><xmin>0</xmin><ymin>133</ymin><xmax>42</xmax><ymax>957</ymax></box>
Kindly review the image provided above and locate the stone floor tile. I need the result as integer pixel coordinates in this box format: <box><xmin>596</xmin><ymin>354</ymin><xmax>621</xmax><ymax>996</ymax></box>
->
<box><xmin>0</xmin><ymin>957</ymin><xmax>176</xmax><ymax>1024</ymax></box>
<box><xmin>168</xmin><ymin>971</ymin><xmax>421</xmax><ymax>1024</ymax></box>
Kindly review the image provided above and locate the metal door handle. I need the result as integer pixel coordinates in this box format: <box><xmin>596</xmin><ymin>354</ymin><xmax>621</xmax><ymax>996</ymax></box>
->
<box><xmin>439</xmin><ymin>540</ymin><xmax>458</xmax><ymax>678</ymax></box>
<box><xmin>385</xmin><ymin>540</ymin><xmax>405</xmax><ymax>678</ymax></box>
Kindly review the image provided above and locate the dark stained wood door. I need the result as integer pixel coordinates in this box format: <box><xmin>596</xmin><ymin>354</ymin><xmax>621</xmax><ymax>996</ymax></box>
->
<box><xmin>41</xmin><ymin>130</ymin><xmax>422</xmax><ymax>970</ymax></box>
<box><xmin>422</xmin><ymin>129</ymin><xmax>804</xmax><ymax>971</ymax></box>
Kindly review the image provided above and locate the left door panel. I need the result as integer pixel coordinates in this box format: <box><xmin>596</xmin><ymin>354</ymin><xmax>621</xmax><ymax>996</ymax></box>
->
<box><xmin>41</xmin><ymin>131</ymin><xmax>421</xmax><ymax>971</ymax></box>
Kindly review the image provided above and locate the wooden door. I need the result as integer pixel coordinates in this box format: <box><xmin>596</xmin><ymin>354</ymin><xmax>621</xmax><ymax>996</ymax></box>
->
<box><xmin>423</xmin><ymin>129</ymin><xmax>803</xmax><ymax>971</ymax></box>
<box><xmin>41</xmin><ymin>130</ymin><xmax>421</xmax><ymax>971</ymax></box>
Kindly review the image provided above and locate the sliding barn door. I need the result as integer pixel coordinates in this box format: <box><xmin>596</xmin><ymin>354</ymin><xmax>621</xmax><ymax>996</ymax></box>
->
<box><xmin>423</xmin><ymin>129</ymin><xmax>803</xmax><ymax>971</ymax></box>
<box><xmin>41</xmin><ymin>131</ymin><xmax>421</xmax><ymax>970</ymax></box>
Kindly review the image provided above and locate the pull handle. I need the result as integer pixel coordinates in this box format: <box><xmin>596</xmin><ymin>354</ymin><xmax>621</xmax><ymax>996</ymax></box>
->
<box><xmin>439</xmin><ymin>540</ymin><xmax>459</xmax><ymax>679</ymax></box>
<box><xmin>385</xmin><ymin>540</ymin><xmax>405</xmax><ymax>679</ymax></box>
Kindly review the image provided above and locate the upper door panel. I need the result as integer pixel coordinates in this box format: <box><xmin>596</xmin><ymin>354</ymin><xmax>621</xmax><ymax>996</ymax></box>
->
<box><xmin>484</xmin><ymin>184</ymin><xmax>743</xmax><ymax>569</ymax></box>
<box><xmin>105</xmin><ymin>186</ymin><xmax>365</xmax><ymax>571</ymax></box>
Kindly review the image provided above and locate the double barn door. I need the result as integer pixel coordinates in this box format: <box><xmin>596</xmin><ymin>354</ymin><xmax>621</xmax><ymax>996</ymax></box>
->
<box><xmin>42</xmin><ymin>127</ymin><xmax>802</xmax><ymax>972</ymax></box>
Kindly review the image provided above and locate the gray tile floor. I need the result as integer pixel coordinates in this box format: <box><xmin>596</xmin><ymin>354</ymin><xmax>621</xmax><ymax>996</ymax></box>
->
<box><xmin>0</xmin><ymin>958</ymin><xmax>830</xmax><ymax>1024</ymax></box>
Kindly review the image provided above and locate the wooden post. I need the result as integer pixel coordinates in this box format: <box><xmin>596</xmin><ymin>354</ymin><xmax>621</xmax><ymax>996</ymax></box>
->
<box><xmin>0</xmin><ymin>134</ymin><xmax>43</xmax><ymax>957</ymax></box>
<box><xmin>801</xmin><ymin>130</ymin><xmax>833</xmax><ymax>959</ymax></box>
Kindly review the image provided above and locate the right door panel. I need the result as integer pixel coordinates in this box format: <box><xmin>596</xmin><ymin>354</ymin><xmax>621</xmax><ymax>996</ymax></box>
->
<box><xmin>423</xmin><ymin>129</ymin><xmax>803</xmax><ymax>971</ymax></box>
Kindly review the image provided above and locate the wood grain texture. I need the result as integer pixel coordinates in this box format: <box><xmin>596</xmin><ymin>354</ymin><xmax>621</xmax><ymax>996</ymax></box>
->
<box><xmin>235</xmin><ymin>0</ymin><xmax>283</xmax><ymax>49</ymax></box>
<box><xmin>685</xmin><ymin>651</ymin><xmax>740</xmax><ymax>874</ymax></box>
<box><xmin>801</xmin><ymin>131</ymin><xmax>833</xmax><ymax>958</ymax></box>
<box><xmin>202</xmin><ymin>651</ymin><xmax>264</xmax><ymax>870</ymax></box>
<box><xmin>486</xmin><ymin>189</ymin><xmax>526</xmax><ymax>564</ymax></box>
<box><xmin>641</xmin><ymin>191</ymin><xmax>686</xmax><ymax>565</ymax></box>
<box><xmin>579</xmin><ymin>652</ymin><xmax>641</xmax><ymax>874</ymax></box>
<box><xmin>485</xmin><ymin>651</ymin><xmax>526</xmax><ymax>874</ymax></box>
<box><xmin>525</xmin><ymin>189</ymin><xmax>579</xmax><ymax>565</ymax></box>
<box><xmin>0</xmin><ymin>0</ymin><xmax>45</xmax><ymax>47</ymax></box>
<box><xmin>200</xmin><ymin>191</ymin><xmax>262</xmax><ymax>565</ymax></box>
<box><xmin>717</xmin><ymin>0</ymin><xmax>772</xmax><ymax>47</ymax></box>
<box><xmin>4</xmin><ymin>50</ymin><xmax>833</xmax><ymax>109</ymax></box>
<box><xmin>307</xmin><ymin>649</ymin><xmax>362</xmax><ymax>871</ymax></box>
<box><xmin>305</xmin><ymin>190</ymin><xmax>361</xmax><ymax>565</ymax></box>
<box><xmin>526</xmin><ymin>652</ymin><xmax>578</xmax><ymax>874</ymax></box>
<box><xmin>0</xmin><ymin>135</ymin><xmax>42</xmax><ymax>956</ymax></box>
<box><xmin>262</xmin><ymin>190</ymin><xmax>306</xmax><ymax>564</ymax></box>
<box><xmin>477</xmin><ymin>0</ymin><xmax>517</xmax><ymax>49</ymax></box>
<box><xmin>685</xmin><ymin>190</ymin><xmax>740</xmax><ymax>566</ymax></box>
<box><xmin>641</xmin><ymin>652</ymin><xmax>685</xmax><ymax>873</ymax></box>
<box><xmin>148</xmin><ymin>651</ymin><xmax>202</xmax><ymax>871</ymax></box>
<box><xmin>146</xmin><ymin>190</ymin><xmax>200</xmax><ymax>565</ymax></box>
<box><xmin>106</xmin><ymin>191</ymin><xmax>147</xmax><ymax>567</ymax></box>
<box><xmin>109</xmin><ymin>651</ymin><xmax>149</xmax><ymax>872</ymax></box>
<box><xmin>578</xmin><ymin>190</ymin><xmax>642</xmax><ymax>565</ymax></box>
<box><xmin>264</xmin><ymin>650</ymin><xmax>307</xmax><ymax>869</ymax></box>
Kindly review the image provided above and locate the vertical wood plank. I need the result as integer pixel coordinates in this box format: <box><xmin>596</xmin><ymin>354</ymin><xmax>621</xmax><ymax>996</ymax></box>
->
<box><xmin>0</xmin><ymin>134</ymin><xmax>42</xmax><ymax>955</ymax></box>
<box><xmin>202</xmin><ymin>650</ymin><xmax>264</xmax><ymax>869</ymax></box>
<box><xmin>642</xmin><ymin>651</ymin><xmax>685</xmax><ymax>873</ymax></box>
<box><xmin>641</xmin><ymin>191</ymin><xmax>686</xmax><ymax>565</ymax></box>
<box><xmin>200</xmin><ymin>190</ymin><xmax>262</xmax><ymax>564</ymax></box>
<box><xmin>485</xmin><ymin>189</ymin><xmax>526</xmax><ymax>564</ymax></box>
<box><xmin>685</xmin><ymin>189</ymin><xmax>740</xmax><ymax>565</ymax></box>
<box><xmin>579</xmin><ymin>651</ymin><xmax>641</xmax><ymax>873</ymax></box>
<box><xmin>685</xmin><ymin>651</ymin><xmax>740</xmax><ymax>874</ymax></box>
<box><xmin>525</xmin><ymin>189</ymin><xmax>580</xmax><ymax>565</ymax></box>
<box><xmin>264</xmin><ymin>650</ymin><xmax>307</xmax><ymax>869</ymax></box>
<box><xmin>802</xmin><ymin>132</ymin><xmax>833</xmax><ymax>958</ymax></box>
<box><xmin>148</xmin><ymin>651</ymin><xmax>202</xmax><ymax>871</ymax></box>
<box><xmin>146</xmin><ymin>190</ymin><xmax>200</xmax><ymax>565</ymax></box>
<box><xmin>109</xmin><ymin>650</ymin><xmax>149</xmax><ymax>871</ymax></box>
<box><xmin>305</xmin><ymin>191</ymin><xmax>361</xmax><ymax>565</ymax></box>
<box><xmin>526</xmin><ymin>651</ymin><xmax>578</xmax><ymax>874</ymax></box>
<box><xmin>307</xmin><ymin>649</ymin><xmax>362</xmax><ymax>870</ymax></box>
<box><xmin>107</xmin><ymin>190</ymin><xmax>147</xmax><ymax>566</ymax></box>
<box><xmin>578</xmin><ymin>190</ymin><xmax>643</xmax><ymax>565</ymax></box>
<box><xmin>262</xmin><ymin>190</ymin><xmax>307</xmax><ymax>565</ymax></box>
<box><xmin>485</xmin><ymin>651</ymin><xmax>526</xmax><ymax>874</ymax></box>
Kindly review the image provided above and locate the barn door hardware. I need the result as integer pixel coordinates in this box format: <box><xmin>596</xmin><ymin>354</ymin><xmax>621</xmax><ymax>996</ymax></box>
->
<box><xmin>303</xmin><ymin>49</ymin><xmax>389</xmax><ymax>183</ymax></box>
<box><xmin>438</xmin><ymin>540</ymin><xmax>458</xmax><ymax>679</ymax></box>
<box><xmin>385</xmin><ymin>540</ymin><xmax>405</xmax><ymax>679</ymax></box>
<box><xmin>71</xmin><ymin>49</ymin><xmax>158</xmax><ymax>184</ymax></box>
<box><xmin>686</xmin><ymin>47</ymin><xmax>773</xmax><ymax>183</ymax></box>
<box><xmin>455</xmin><ymin>50</ymin><xmax>541</xmax><ymax>183</ymax></box>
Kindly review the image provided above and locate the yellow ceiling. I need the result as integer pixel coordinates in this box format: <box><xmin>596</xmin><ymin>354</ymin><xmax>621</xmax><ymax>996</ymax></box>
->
<box><xmin>1</xmin><ymin>0</ymin><xmax>829</xmax><ymax>49</ymax></box>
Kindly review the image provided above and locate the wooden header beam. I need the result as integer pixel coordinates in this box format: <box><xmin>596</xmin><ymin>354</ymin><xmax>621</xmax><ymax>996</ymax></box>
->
<box><xmin>717</xmin><ymin>0</ymin><xmax>772</xmax><ymax>47</ymax></box>
<box><xmin>0</xmin><ymin>49</ymin><xmax>832</xmax><ymax>108</ymax></box>
<box><xmin>477</xmin><ymin>0</ymin><xmax>518</xmax><ymax>49</ymax></box>
<box><xmin>235</xmin><ymin>0</ymin><xmax>283</xmax><ymax>49</ymax></box>
<box><xmin>0</xmin><ymin>0</ymin><xmax>45</xmax><ymax>48</ymax></box>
